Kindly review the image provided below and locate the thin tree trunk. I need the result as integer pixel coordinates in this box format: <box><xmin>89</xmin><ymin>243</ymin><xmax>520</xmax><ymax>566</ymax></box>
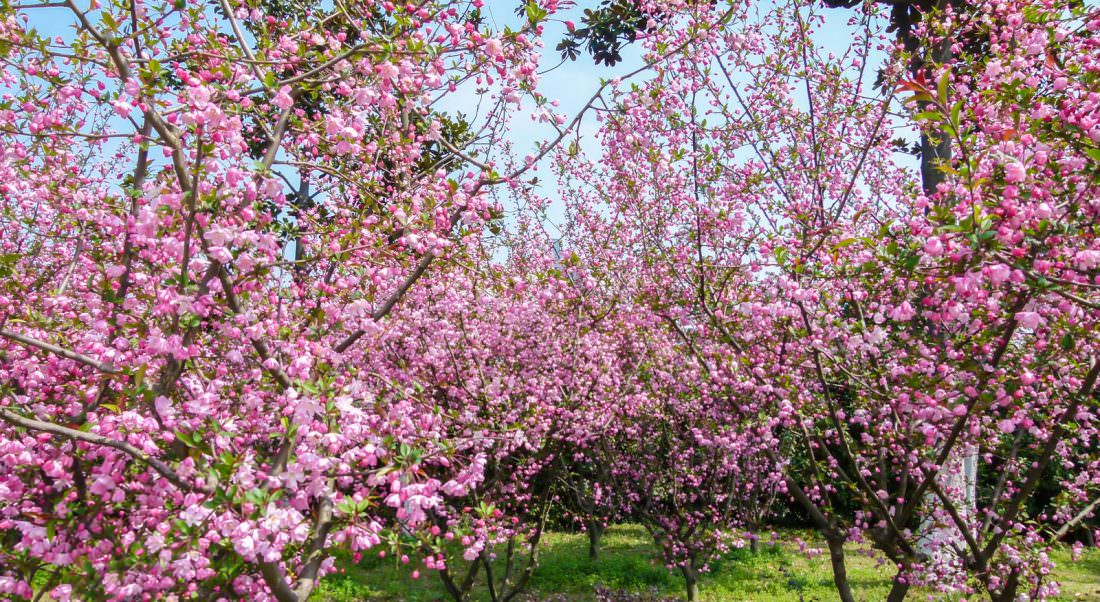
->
<box><xmin>915</xmin><ymin>0</ymin><xmax>956</xmax><ymax>199</ymax></box>
<box><xmin>437</xmin><ymin>556</ymin><xmax>480</xmax><ymax>602</ymax></box>
<box><xmin>826</xmin><ymin>537</ymin><xmax>857</xmax><ymax>602</ymax></box>
<box><xmin>772</xmin><ymin>468</ymin><xmax>856</xmax><ymax>602</ymax></box>
<box><xmin>886</xmin><ymin>570</ymin><xmax>911</xmax><ymax>602</ymax></box>
<box><xmin>587</xmin><ymin>521</ymin><xmax>604</xmax><ymax>561</ymax></box>
<box><xmin>681</xmin><ymin>565</ymin><xmax>700</xmax><ymax>602</ymax></box>
<box><xmin>992</xmin><ymin>570</ymin><xmax>1020</xmax><ymax>602</ymax></box>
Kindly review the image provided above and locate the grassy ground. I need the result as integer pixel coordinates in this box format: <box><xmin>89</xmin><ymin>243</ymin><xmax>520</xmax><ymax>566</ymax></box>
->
<box><xmin>316</xmin><ymin>525</ymin><xmax>1100</xmax><ymax>601</ymax></box>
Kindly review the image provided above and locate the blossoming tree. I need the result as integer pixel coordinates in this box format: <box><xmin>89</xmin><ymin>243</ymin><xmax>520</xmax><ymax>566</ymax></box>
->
<box><xmin>0</xmin><ymin>0</ymin><xmax>593</xmax><ymax>599</ymax></box>
<box><xmin>550</xmin><ymin>0</ymin><xmax>1099</xmax><ymax>601</ymax></box>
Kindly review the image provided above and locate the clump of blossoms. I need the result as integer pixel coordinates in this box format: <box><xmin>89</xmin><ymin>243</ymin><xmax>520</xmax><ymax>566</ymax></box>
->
<box><xmin>599</xmin><ymin>322</ymin><xmax>781</xmax><ymax>602</ymax></box>
<box><xmin>359</xmin><ymin>270</ymin><xmax>627</xmax><ymax>602</ymax></box>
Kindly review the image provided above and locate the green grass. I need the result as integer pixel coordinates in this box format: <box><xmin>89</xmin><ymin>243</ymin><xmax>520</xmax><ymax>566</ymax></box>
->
<box><xmin>316</xmin><ymin>525</ymin><xmax>1100</xmax><ymax>601</ymax></box>
<box><xmin>1055</xmin><ymin>547</ymin><xmax>1100</xmax><ymax>602</ymax></box>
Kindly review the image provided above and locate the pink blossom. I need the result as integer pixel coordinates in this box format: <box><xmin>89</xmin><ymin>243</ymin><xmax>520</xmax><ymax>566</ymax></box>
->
<box><xmin>484</xmin><ymin>38</ymin><xmax>503</xmax><ymax>58</ymax></box>
<box><xmin>273</xmin><ymin>86</ymin><xmax>294</xmax><ymax>111</ymax></box>
<box><xmin>1015</xmin><ymin>311</ymin><xmax>1044</xmax><ymax>329</ymax></box>
<box><xmin>1004</xmin><ymin>161</ymin><xmax>1027</xmax><ymax>183</ymax></box>
<box><xmin>923</xmin><ymin>237</ymin><xmax>944</xmax><ymax>257</ymax></box>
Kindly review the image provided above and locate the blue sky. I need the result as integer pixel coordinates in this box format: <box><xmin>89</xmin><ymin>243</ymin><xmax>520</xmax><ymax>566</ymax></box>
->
<box><xmin>464</xmin><ymin>1</ymin><xmax>904</xmax><ymax>242</ymax></box>
<box><xmin>479</xmin><ymin>0</ymin><xmax>887</xmax><ymax>159</ymax></box>
<box><xmin>22</xmin><ymin>1</ymin><xmax>905</xmax><ymax>249</ymax></box>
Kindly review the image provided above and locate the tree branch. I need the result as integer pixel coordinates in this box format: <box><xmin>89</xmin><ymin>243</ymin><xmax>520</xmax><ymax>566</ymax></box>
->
<box><xmin>1054</xmin><ymin>495</ymin><xmax>1100</xmax><ymax>541</ymax></box>
<box><xmin>0</xmin><ymin>329</ymin><xmax>121</xmax><ymax>374</ymax></box>
<box><xmin>982</xmin><ymin>356</ymin><xmax>1100</xmax><ymax>558</ymax></box>
<box><xmin>0</xmin><ymin>407</ymin><xmax>208</xmax><ymax>493</ymax></box>
<box><xmin>333</xmin><ymin>208</ymin><xmax>463</xmax><ymax>353</ymax></box>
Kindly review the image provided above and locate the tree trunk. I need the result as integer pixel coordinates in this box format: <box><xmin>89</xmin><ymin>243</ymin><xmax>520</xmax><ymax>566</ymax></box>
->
<box><xmin>886</xmin><ymin>571</ymin><xmax>911</xmax><ymax>602</ymax></box>
<box><xmin>918</xmin><ymin>2</ymin><xmax>956</xmax><ymax>199</ymax></box>
<box><xmin>681</xmin><ymin>565</ymin><xmax>700</xmax><ymax>602</ymax></box>
<box><xmin>826</xmin><ymin>537</ymin><xmax>857</xmax><ymax>602</ymax></box>
<box><xmin>437</xmin><ymin>556</ymin><xmax>480</xmax><ymax>602</ymax></box>
<box><xmin>919</xmin><ymin>129</ymin><xmax>952</xmax><ymax>196</ymax></box>
<box><xmin>587</xmin><ymin>521</ymin><xmax>604</xmax><ymax>561</ymax></box>
<box><xmin>991</xmin><ymin>570</ymin><xmax>1020</xmax><ymax>602</ymax></box>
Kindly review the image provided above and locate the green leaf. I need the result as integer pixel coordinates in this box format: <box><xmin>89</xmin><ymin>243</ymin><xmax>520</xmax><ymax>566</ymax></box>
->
<box><xmin>905</xmin><ymin>91</ymin><xmax>934</xmax><ymax>104</ymax></box>
<box><xmin>245</xmin><ymin>488</ymin><xmax>267</xmax><ymax>506</ymax></box>
<box><xmin>337</xmin><ymin>499</ymin><xmax>358</xmax><ymax>515</ymax></box>
<box><xmin>950</xmin><ymin>101</ymin><xmax>963</xmax><ymax>129</ymax></box>
<box><xmin>133</xmin><ymin>364</ymin><xmax>147</xmax><ymax>389</ymax></box>
<box><xmin>913</xmin><ymin>111</ymin><xmax>943</xmax><ymax>123</ymax></box>
<box><xmin>175</xmin><ymin>430</ymin><xmax>196</xmax><ymax>448</ymax></box>
<box><xmin>524</xmin><ymin>2</ymin><xmax>547</xmax><ymax>24</ymax></box>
